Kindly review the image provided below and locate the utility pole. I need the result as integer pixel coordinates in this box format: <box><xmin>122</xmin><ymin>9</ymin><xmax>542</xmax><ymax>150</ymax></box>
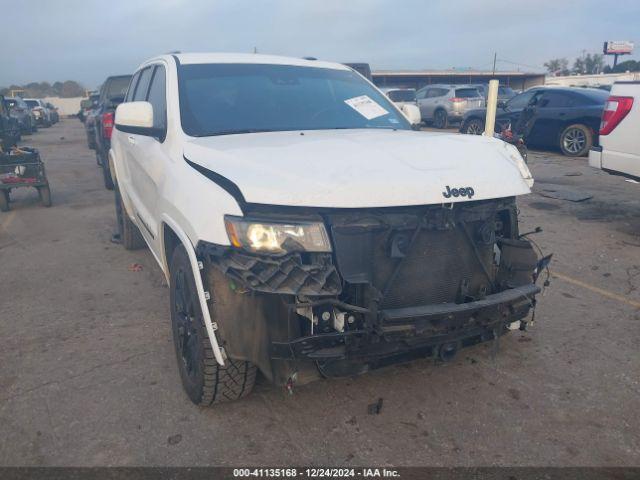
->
<box><xmin>492</xmin><ymin>52</ymin><xmax>497</xmax><ymax>76</ymax></box>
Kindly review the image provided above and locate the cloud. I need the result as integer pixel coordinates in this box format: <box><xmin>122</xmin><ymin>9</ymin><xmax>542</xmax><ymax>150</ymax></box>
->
<box><xmin>1</xmin><ymin>0</ymin><xmax>638</xmax><ymax>88</ymax></box>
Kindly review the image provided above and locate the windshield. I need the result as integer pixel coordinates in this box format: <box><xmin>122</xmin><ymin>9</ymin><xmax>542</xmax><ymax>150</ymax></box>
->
<box><xmin>387</xmin><ymin>90</ymin><xmax>416</xmax><ymax>102</ymax></box>
<box><xmin>178</xmin><ymin>64</ymin><xmax>411</xmax><ymax>137</ymax></box>
<box><xmin>25</xmin><ymin>100</ymin><xmax>39</xmax><ymax>108</ymax></box>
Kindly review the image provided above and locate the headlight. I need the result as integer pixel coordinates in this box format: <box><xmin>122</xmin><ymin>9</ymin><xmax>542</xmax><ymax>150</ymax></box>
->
<box><xmin>224</xmin><ymin>216</ymin><xmax>332</xmax><ymax>254</ymax></box>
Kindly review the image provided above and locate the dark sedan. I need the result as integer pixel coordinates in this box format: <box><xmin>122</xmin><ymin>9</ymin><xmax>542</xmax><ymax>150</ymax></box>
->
<box><xmin>460</xmin><ymin>87</ymin><xmax>608</xmax><ymax>156</ymax></box>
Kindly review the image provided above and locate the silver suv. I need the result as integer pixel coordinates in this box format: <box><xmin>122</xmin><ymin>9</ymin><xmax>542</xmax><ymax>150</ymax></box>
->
<box><xmin>416</xmin><ymin>84</ymin><xmax>484</xmax><ymax>128</ymax></box>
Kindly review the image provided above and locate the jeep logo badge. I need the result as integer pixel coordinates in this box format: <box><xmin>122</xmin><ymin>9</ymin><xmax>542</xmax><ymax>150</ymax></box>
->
<box><xmin>442</xmin><ymin>185</ymin><xmax>475</xmax><ymax>199</ymax></box>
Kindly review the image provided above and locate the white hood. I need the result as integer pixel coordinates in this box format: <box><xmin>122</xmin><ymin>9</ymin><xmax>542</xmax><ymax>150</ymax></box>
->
<box><xmin>183</xmin><ymin>129</ymin><xmax>533</xmax><ymax>209</ymax></box>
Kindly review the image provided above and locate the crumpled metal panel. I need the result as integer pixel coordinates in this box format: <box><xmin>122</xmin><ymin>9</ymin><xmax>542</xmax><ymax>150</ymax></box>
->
<box><xmin>197</xmin><ymin>242</ymin><xmax>342</xmax><ymax>296</ymax></box>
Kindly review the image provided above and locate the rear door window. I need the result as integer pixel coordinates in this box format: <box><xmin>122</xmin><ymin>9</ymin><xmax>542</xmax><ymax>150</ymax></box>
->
<box><xmin>428</xmin><ymin>88</ymin><xmax>448</xmax><ymax>98</ymax></box>
<box><xmin>538</xmin><ymin>91</ymin><xmax>571</xmax><ymax>108</ymax></box>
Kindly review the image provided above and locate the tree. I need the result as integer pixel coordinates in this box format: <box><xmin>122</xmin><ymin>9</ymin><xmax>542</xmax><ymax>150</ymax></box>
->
<box><xmin>0</xmin><ymin>80</ymin><xmax>85</xmax><ymax>98</ymax></box>
<box><xmin>59</xmin><ymin>80</ymin><xmax>84</xmax><ymax>98</ymax></box>
<box><xmin>52</xmin><ymin>81</ymin><xmax>64</xmax><ymax>96</ymax></box>
<box><xmin>584</xmin><ymin>53</ymin><xmax>604</xmax><ymax>74</ymax></box>
<box><xmin>604</xmin><ymin>60</ymin><xmax>640</xmax><ymax>74</ymax></box>
<box><xmin>544</xmin><ymin>58</ymin><xmax>570</xmax><ymax>76</ymax></box>
<box><xmin>573</xmin><ymin>52</ymin><xmax>605</xmax><ymax>74</ymax></box>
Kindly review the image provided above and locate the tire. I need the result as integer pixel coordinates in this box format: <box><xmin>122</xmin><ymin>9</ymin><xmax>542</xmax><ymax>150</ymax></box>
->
<box><xmin>0</xmin><ymin>191</ymin><xmax>9</xmax><ymax>212</ymax></box>
<box><xmin>559</xmin><ymin>124</ymin><xmax>592</xmax><ymax>157</ymax></box>
<box><xmin>114</xmin><ymin>185</ymin><xmax>146</xmax><ymax>250</ymax></box>
<box><xmin>433</xmin><ymin>109</ymin><xmax>448</xmax><ymax>129</ymax></box>
<box><xmin>102</xmin><ymin>154</ymin><xmax>114</xmax><ymax>190</ymax></box>
<box><xmin>170</xmin><ymin>245</ymin><xmax>257</xmax><ymax>406</ymax></box>
<box><xmin>38</xmin><ymin>185</ymin><xmax>52</xmax><ymax>207</ymax></box>
<box><xmin>462</xmin><ymin>118</ymin><xmax>484</xmax><ymax>135</ymax></box>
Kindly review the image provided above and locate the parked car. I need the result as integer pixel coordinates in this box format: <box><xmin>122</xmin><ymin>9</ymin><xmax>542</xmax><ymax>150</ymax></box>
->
<box><xmin>460</xmin><ymin>87</ymin><xmax>608</xmax><ymax>157</ymax></box>
<box><xmin>45</xmin><ymin>102</ymin><xmax>59</xmax><ymax>123</ymax></box>
<box><xmin>24</xmin><ymin>99</ymin><xmax>51</xmax><ymax>127</ymax></box>
<box><xmin>589</xmin><ymin>81</ymin><xmax>639</xmax><ymax>179</ymax></box>
<box><xmin>4</xmin><ymin>97</ymin><xmax>36</xmax><ymax>134</ymax></box>
<box><xmin>472</xmin><ymin>84</ymin><xmax>517</xmax><ymax>102</ymax></box>
<box><xmin>381</xmin><ymin>88</ymin><xmax>418</xmax><ymax>110</ymax></box>
<box><xmin>93</xmin><ymin>74</ymin><xmax>132</xmax><ymax>189</ymax></box>
<box><xmin>84</xmin><ymin>106</ymin><xmax>99</xmax><ymax>150</ymax></box>
<box><xmin>416</xmin><ymin>84</ymin><xmax>484</xmax><ymax>128</ymax></box>
<box><xmin>110</xmin><ymin>53</ymin><xmax>543</xmax><ymax>406</ymax></box>
<box><xmin>78</xmin><ymin>93</ymin><xmax>99</xmax><ymax>123</ymax></box>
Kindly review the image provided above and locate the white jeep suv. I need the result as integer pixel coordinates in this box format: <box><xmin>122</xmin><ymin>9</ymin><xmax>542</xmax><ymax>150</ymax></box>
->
<box><xmin>111</xmin><ymin>53</ymin><xmax>543</xmax><ymax>406</ymax></box>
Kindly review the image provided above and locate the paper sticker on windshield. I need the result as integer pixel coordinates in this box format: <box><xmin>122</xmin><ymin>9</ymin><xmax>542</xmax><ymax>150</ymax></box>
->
<box><xmin>344</xmin><ymin>95</ymin><xmax>389</xmax><ymax>120</ymax></box>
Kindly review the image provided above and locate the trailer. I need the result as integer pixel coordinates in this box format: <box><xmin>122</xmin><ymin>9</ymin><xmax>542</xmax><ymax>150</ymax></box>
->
<box><xmin>0</xmin><ymin>147</ymin><xmax>51</xmax><ymax>212</ymax></box>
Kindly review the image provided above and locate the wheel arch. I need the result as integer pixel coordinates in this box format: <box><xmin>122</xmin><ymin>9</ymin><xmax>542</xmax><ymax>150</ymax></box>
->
<box><xmin>557</xmin><ymin>120</ymin><xmax>595</xmax><ymax>144</ymax></box>
<box><xmin>558</xmin><ymin>118</ymin><xmax>596</xmax><ymax>138</ymax></box>
<box><xmin>162</xmin><ymin>222</ymin><xmax>181</xmax><ymax>279</ymax></box>
<box><xmin>161</xmin><ymin>214</ymin><xmax>226</xmax><ymax>366</ymax></box>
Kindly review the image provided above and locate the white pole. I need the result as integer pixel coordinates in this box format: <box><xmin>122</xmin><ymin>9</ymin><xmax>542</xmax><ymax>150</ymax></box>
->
<box><xmin>484</xmin><ymin>79</ymin><xmax>499</xmax><ymax>136</ymax></box>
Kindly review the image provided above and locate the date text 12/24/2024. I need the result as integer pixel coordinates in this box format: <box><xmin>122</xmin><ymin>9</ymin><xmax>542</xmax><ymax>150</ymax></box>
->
<box><xmin>233</xmin><ymin>468</ymin><xmax>401</xmax><ymax>478</ymax></box>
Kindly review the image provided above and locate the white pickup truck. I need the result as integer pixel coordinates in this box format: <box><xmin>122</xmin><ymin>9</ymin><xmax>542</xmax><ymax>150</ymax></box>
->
<box><xmin>110</xmin><ymin>53</ymin><xmax>544</xmax><ymax>405</ymax></box>
<box><xmin>589</xmin><ymin>81</ymin><xmax>639</xmax><ymax>180</ymax></box>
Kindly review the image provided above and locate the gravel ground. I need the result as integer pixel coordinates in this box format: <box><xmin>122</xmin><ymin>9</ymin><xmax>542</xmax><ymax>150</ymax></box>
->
<box><xmin>0</xmin><ymin>119</ymin><xmax>639</xmax><ymax>466</ymax></box>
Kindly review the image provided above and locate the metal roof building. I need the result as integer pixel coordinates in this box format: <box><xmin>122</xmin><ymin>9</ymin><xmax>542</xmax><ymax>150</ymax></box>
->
<box><xmin>372</xmin><ymin>70</ymin><xmax>546</xmax><ymax>91</ymax></box>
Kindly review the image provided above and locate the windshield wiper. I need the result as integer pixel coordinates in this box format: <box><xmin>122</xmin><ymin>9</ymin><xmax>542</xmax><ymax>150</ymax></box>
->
<box><xmin>198</xmin><ymin>128</ymin><xmax>280</xmax><ymax>137</ymax></box>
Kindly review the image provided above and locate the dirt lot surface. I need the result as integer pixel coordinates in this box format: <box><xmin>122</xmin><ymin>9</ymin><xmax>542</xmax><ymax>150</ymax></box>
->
<box><xmin>1</xmin><ymin>119</ymin><xmax>639</xmax><ymax>467</ymax></box>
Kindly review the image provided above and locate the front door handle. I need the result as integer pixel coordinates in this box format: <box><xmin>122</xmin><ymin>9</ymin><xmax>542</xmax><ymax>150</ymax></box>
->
<box><xmin>128</xmin><ymin>135</ymin><xmax>136</xmax><ymax>145</ymax></box>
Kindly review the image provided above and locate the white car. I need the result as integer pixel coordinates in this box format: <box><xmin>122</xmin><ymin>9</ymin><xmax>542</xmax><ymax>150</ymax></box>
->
<box><xmin>110</xmin><ymin>53</ymin><xmax>542</xmax><ymax>405</ymax></box>
<box><xmin>24</xmin><ymin>98</ymin><xmax>52</xmax><ymax>127</ymax></box>
<box><xmin>589</xmin><ymin>81</ymin><xmax>639</xmax><ymax>180</ymax></box>
<box><xmin>380</xmin><ymin>87</ymin><xmax>418</xmax><ymax>110</ymax></box>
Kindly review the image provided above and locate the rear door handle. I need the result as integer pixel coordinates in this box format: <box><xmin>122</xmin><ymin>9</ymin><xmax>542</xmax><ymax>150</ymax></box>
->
<box><xmin>128</xmin><ymin>135</ymin><xmax>136</xmax><ymax>145</ymax></box>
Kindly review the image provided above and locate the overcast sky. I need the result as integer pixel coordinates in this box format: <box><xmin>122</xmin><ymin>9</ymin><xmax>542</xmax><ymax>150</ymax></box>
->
<box><xmin>2</xmin><ymin>0</ymin><xmax>638</xmax><ymax>89</ymax></box>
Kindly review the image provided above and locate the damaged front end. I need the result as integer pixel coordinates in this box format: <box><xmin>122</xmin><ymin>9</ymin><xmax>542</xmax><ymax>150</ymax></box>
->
<box><xmin>196</xmin><ymin>197</ymin><xmax>547</xmax><ymax>385</ymax></box>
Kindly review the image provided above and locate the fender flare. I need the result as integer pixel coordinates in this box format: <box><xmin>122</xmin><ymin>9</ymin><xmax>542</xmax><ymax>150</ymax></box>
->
<box><xmin>161</xmin><ymin>214</ymin><xmax>226</xmax><ymax>366</ymax></box>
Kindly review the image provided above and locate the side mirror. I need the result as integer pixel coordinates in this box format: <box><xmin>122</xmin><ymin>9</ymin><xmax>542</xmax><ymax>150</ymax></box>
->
<box><xmin>115</xmin><ymin>101</ymin><xmax>159</xmax><ymax>136</ymax></box>
<box><xmin>401</xmin><ymin>103</ymin><xmax>422</xmax><ymax>127</ymax></box>
<box><xmin>497</xmin><ymin>100</ymin><xmax>506</xmax><ymax>109</ymax></box>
